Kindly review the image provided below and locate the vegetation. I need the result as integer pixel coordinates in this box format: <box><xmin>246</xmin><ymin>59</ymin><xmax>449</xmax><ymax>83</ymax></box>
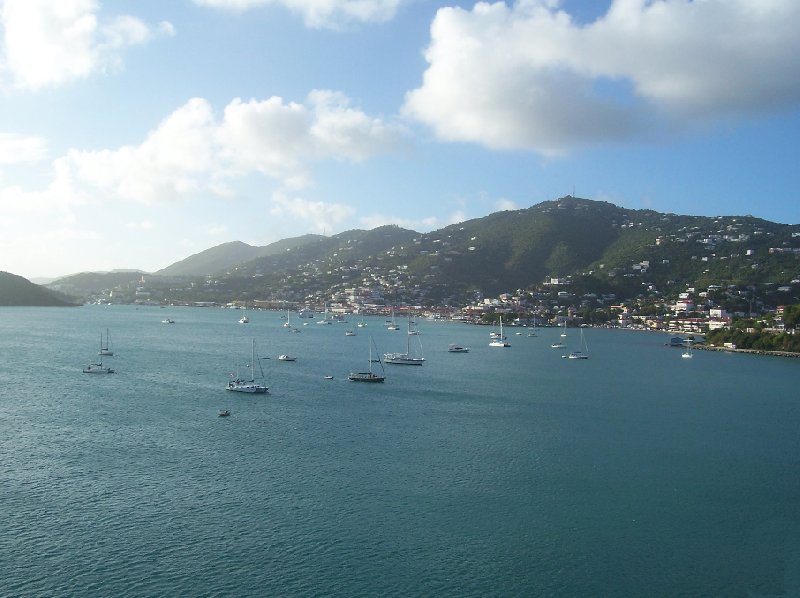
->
<box><xmin>46</xmin><ymin>197</ymin><xmax>800</xmax><ymax>314</ymax></box>
<box><xmin>0</xmin><ymin>271</ymin><xmax>76</xmax><ymax>306</ymax></box>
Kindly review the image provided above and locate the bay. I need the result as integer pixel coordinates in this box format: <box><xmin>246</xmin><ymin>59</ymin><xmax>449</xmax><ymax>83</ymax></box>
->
<box><xmin>1</xmin><ymin>305</ymin><xmax>799</xmax><ymax>596</ymax></box>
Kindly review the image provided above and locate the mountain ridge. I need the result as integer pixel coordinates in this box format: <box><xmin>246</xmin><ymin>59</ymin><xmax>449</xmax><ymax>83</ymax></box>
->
<box><xmin>46</xmin><ymin>197</ymin><xmax>800</xmax><ymax>307</ymax></box>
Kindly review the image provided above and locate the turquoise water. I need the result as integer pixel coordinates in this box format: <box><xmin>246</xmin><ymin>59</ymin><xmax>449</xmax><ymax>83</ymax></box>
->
<box><xmin>1</xmin><ymin>305</ymin><xmax>799</xmax><ymax>596</ymax></box>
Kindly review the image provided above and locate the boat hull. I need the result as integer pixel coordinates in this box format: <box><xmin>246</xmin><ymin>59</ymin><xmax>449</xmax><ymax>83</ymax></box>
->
<box><xmin>384</xmin><ymin>353</ymin><xmax>425</xmax><ymax>365</ymax></box>
<box><xmin>348</xmin><ymin>372</ymin><xmax>385</xmax><ymax>382</ymax></box>
<box><xmin>226</xmin><ymin>381</ymin><xmax>269</xmax><ymax>393</ymax></box>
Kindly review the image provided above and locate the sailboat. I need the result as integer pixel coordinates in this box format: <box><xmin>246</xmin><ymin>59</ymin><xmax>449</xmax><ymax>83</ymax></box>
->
<box><xmin>527</xmin><ymin>319</ymin><xmax>537</xmax><ymax>337</ymax></box>
<box><xmin>99</xmin><ymin>328</ymin><xmax>114</xmax><ymax>356</ymax></box>
<box><xmin>349</xmin><ymin>336</ymin><xmax>386</xmax><ymax>382</ymax></box>
<box><xmin>283</xmin><ymin>309</ymin><xmax>292</xmax><ymax>328</ymax></box>
<box><xmin>566</xmin><ymin>327</ymin><xmax>589</xmax><ymax>359</ymax></box>
<box><xmin>386</xmin><ymin>306</ymin><xmax>399</xmax><ymax>330</ymax></box>
<box><xmin>384</xmin><ymin>315</ymin><xmax>425</xmax><ymax>364</ymax></box>
<box><xmin>226</xmin><ymin>339</ymin><xmax>269</xmax><ymax>393</ymax></box>
<box><xmin>551</xmin><ymin>320</ymin><xmax>566</xmax><ymax>348</ymax></box>
<box><xmin>682</xmin><ymin>339</ymin><xmax>694</xmax><ymax>359</ymax></box>
<box><xmin>83</xmin><ymin>335</ymin><xmax>115</xmax><ymax>373</ymax></box>
<box><xmin>317</xmin><ymin>304</ymin><xmax>332</xmax><ymax>325</ymax></box>
<box><xmin>489</xmin><ymin>316</ymin><xmax>511</xmax><ymax>347</ymax></box>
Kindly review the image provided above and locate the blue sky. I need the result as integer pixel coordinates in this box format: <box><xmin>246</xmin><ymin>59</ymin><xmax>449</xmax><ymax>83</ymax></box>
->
<box><xmin>1</xmin><ymin>0</ymin><xmax>799</xmax><ymax>279</ymax></box>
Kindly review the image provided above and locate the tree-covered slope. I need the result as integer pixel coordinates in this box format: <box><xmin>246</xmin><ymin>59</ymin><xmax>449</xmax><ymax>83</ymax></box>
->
<box><xmin>0</xmin><ymin>271</ymin><xmax>76</xmax><ymax>306</ymax></box>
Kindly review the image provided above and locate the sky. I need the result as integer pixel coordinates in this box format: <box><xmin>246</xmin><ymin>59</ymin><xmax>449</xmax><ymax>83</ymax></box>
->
<box><xmin>1</xmin><ymin>0</ymin><xmax>799</xmax><ymax>280</ymax></box>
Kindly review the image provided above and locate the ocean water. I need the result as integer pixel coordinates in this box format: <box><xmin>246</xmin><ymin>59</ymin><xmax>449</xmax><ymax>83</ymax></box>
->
<box><xmin>1</xmin><ymin>305</ymin><xmax>799</xmax><ymax>597</ymax></box>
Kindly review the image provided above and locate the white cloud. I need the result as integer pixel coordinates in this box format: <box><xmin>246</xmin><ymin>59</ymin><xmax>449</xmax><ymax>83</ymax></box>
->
<box><xmin>53</xmin><ymin>91</ymin><xmax>407</xmax><ymax>204</ymax></box>
<box><xmin>54</xmin><ymin>97</ymin><xmax>217</xmax><ymax>203</ymax></box>
<box><xmin>359</xmin><ymin>213</ymin><xmax>439</xmax><ymax>231</ymax></box>
<box><xmin>0</xmin><ymin>0</ymin><xmax>173</xmax><ymax>90</ymax></box>
<box><xmin>269</xmin><ymin>190</ymin><xmax>355</xmax><ymax>233</ymax></box>
<box><xmin>125</xmin><ymin>220</ymin><xmax>155</xmax><ymax>230</ymax></box>
<box><xmin>194</xmin><ymin>0</ymin><xmax>404</xmax><ymax>29</ymax></box>
<box><xmin>403</xmin><ymin>0</ymin><xmax>800</xmax><ymax>155</ymax></box>
<box><xmin>0</xmin><ymin>133</ymin><xmax>48</xmax><ymax>164</ymax></box>
<box><xmin>495</xmin><ymin>198</ymin><xmax>518</xmax><ymax>211</ymax></box>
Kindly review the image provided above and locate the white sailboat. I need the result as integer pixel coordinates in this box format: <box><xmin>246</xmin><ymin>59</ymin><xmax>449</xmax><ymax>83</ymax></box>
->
<box><xmin>349</xmin><ymin>336</ymin><xmax>386</xmax><ymax>382</ymax></box>
<box><xmin>527</xmin><ymin>319</ymin><xmax>537</xmax><ymax>337</ymax></box>
<box><xmin>551</xmin><ymin>320</ymin><xmax>566</xmax><ymax>348</ymax></box>
<box><xmin>99</xmin><ymin>328</ymin><xmax>114</xmax><ymax>356</ymax></box>
<box><xmin>489</xmin><ymin>316</ymin><xmax>511</xmax><ymax>347</ymax></box>
<box><xmin>566</xmin><ymin>327</ymin><xmax>589</xmax><ymax>359</ymax></box>
<box><xmin>226</xmin><ymin>339</ymin><xmax>269</xmax><ymax>393</ymax></box>
<box><xmin>317</xmin><ymin>304</ymin><xmax>332</xmax><ymax>325</ymax></box>
<box><xmin>386</xmin><ymin>306</ymin><xmax>399</xmax><ymax>330</ymax></box>
<box><xmin>384</xmin><ymin>314</ymin><xmax>425</xmax><ymax>364</ymax></box>
<box><xmin>682</xmin><ymin>339</ymin><xmax>694</xmax><ymax>359</ymax></box>
<box><xmin>283</xmin><ymin>309</ymin><xmax>292</xmax><ymax>328</ymax></box>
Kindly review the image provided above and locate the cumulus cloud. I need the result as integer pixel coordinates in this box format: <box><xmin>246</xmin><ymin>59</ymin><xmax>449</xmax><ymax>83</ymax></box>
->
<box><xmin>194</xmin><ymin>0</ymin><xmax>404</xmax><ymax>29</ymax></box>
<box><xmin>359</xmin><ymin>212</ymin><xmax>443</xmax><ymax>231</ymax></box>
<box><xmin>125</xmin><ymin>220</ymin><xmax>155</xmax><ymax>230</ymax></box>
<box><xmin>0</xmin><ymin>133</ymin><xmax>48</xmax><ymax>164</ymax></box>
<box><xmin>269</xmin><ymin>190</ymin><xmax>355</xmax><ymax>233</ymax></box>
<box><xmin>0</xmin><ymin>0</ymin><xmax>174</xmax><ymax>90</ymax></box>
<box><xmin>495</xmin><ymin>198</ymin><xmax>518</xmax><ymax>211</ymax></box>
<box><xmin>51</xmin><ymin>91</ymin><xmax>407</xmax><ymax>203</ymax></box>
<box><xmin>403</xmin><ymin>0</ymin><xmax>800</xmax><ymax>155</ymax></box>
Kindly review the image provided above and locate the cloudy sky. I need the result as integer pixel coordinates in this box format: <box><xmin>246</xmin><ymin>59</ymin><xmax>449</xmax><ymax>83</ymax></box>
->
<box><xmin>1</xmin><ymin>0</ymin><xmax>799</xmax><ymax>279</ymax></box>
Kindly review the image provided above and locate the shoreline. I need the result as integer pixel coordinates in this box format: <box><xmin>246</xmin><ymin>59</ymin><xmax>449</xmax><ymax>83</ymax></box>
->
<box><xmin>693</xmin><ymin>344</ymin><xmax>800</xmax><ymax>359</ymax></box>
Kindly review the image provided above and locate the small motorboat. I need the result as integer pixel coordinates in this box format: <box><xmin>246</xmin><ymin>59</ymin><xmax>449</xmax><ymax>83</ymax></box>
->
<box><xmin>324</xmin><ymin>375</ymin><xmax>334</xmax><ymax>380</ymax></box>
<box><xmin>278</xmin><ymin>354</ymin><xmax>296</xmax><ymax>361</ymax></box>
<box><xmin>218</xmin><ymin>410</ymin><xmax>231</xmax><ymax>417</ymax></box>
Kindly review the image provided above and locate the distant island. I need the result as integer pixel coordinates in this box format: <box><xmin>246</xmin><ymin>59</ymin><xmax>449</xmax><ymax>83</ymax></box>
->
<box><xmin>0</xmin><ymin>271</ymin><xmax>76</xmax><ymax>306</ymax></box>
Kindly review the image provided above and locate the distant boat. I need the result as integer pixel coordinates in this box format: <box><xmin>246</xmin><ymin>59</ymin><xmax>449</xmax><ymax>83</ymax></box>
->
<box><xmin>386</xmin><ymin>306</ymin><xmax>399</xmax><ymax>331</ymax></box>
<box><xmin>682</xmin><ymin>339</ymin><xmax>694</xmax><ymax>359</ymax></box>
<box><xmin>489</xmin><ymin>316</ymin><xmax>511</xmax><ymax>347</ymax></box>
<box><xmin>283</xmin><ymin>309</ymin><xmax>292</xmax><ymax>328</ymax></box>
<box><xmin>277</xmin><ymin>354</ymin><xmax>296</xmax><ymax>361</ymax></box>
<box><xmin>345</xmin><ymin>330</ymin><xmax>356</xmax><ymax>336</ymax></box>
<box><xmin>324</xmin><ymin>375</ymin><xmax>334</xmax><ymax>380</ymax></box>
<box><xmin>349</xmin><ymin>336</ymin><xmax>386</xmax><ymax>383</ymax></box>
<box><xmin>226</xmin><ymin>339</ymin><xmax>269</xmax><ymax>393</ymax></box>
<box><xmin>84</xmin><ymin>335</ymin><xmax>115</xmax><ymax>374</ymax></box>
<box><xmin>99</xmin><ymin>328</ymin><xmax>114</xmax><ymax>356</ymax></box>
<box><xmin>448</xmin><ymin>343</ymin><xmax>470</xmax><ymax>353</ymax></box>
<box><xmin>317</xmin><ymin>304</ymin><xmax>332</xmax><ymax>325</ymax></box>
<box><xmin>551</xmin><ymin>320</ymin><xmax>566</xmax><ymax>348</ymax></box>
<box><xmin>161</xmin><ymin>318</ymin><xmax>175</xmax><ymax>324</ymax></box>
<box><xmin>356</xmin><ymin>318</ymin><xmax>367</xmax><ymax>328</ymax></box>
<box><xmin>385</xmin><ymin>315</ymin><xmax>425</xmax><ymax>364</ymax></box>
<box><xmin>218</xmin><ymin>410</ymin><xmax>231</xmax><ymax>417</ymax></box>
<box><xmin>83</xmin><ymin>361</ymin><xmax>115</xmax><ymax>374</ymax></box>
<box><xmin>566</xmin><ymin>327</ymin><xmax>589</xmax><ymax>359</ymax></box>
<box><xmin>238</xmin><ymin>314</ymin><xmax>249</xmax><ymax>324</ymax></box>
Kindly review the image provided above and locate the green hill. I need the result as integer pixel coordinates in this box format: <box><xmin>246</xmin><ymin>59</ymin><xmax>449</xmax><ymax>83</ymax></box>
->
<box><xmin>0</xmin><ymin>271</ymin><xmax>76</xmax><ymax>306</ymax></box>
<box><xmin>43</xmin><ymin>197</ymin><xmax>800</xmax><ymax>307</ymax></box>
<box><xmin>155</xmin><ymin>235</ymin><xmax>325</xmax><ymax>277</ymax></box>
